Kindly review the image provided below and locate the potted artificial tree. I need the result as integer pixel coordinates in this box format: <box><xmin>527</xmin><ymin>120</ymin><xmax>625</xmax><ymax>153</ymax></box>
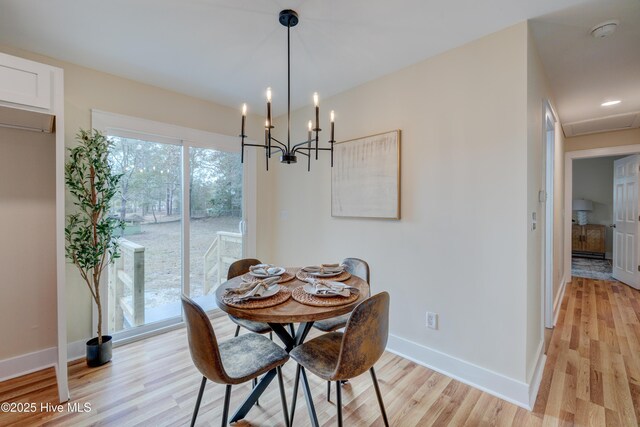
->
<box><xmin>65</xmin><ymin>129</ymin><xmax>124</xmax><ymax>367</ymax></box>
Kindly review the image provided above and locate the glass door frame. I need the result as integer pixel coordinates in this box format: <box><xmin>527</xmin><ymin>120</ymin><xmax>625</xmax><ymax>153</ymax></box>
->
<box><xmin>91</xmin><ymin>110</ymin><xmax>257</xmax><ymax>343</ymax></box>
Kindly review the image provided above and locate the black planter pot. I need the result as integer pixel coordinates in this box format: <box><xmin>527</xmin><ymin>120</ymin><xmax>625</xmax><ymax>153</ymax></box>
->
<box><xmin>86</xmin><ymin>335</ymin><xmax>113</xmax><ymax>367</ymax></box>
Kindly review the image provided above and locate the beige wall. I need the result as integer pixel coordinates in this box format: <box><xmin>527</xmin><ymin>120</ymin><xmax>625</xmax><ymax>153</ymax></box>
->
<box><xmin>525</xmin><ymin>29</ymin><xmax>543</xmax><ymax>380</ymax></box>
<box><xmin>0</xmin><ymin>44</ymin><xmax>268</xmax><ymax>345</ymax></box>
<box><xmin>525</xmin><ymin>28</ymin><xmax>564</xmax><ymax>380</ymax></box>
<box><xmin>0</xmin><ymin>128</ymin><xmax>56</xmax><ymax>360</ymax></box>
<box><xmin>565</xmin><ymin>128</ymin><xmax>640</xmax><ymax>152</ymax></box>
<box><xmin>266</xmin><ymin>23</ymin><xmax>531</xmax><ymax>382</ymax></box>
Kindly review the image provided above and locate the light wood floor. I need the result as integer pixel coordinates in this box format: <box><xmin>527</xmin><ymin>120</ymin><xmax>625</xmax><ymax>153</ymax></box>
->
<box><xmin>1</xmin><ymin>277</ymin><xmax>639</xmax><ymax>426</ymax></box>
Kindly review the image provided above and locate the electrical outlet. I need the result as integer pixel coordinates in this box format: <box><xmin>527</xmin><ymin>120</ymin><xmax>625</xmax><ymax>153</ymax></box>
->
<box><xmin>426</xmin><ymin>312</ymin><xmax>438</xmax><ymax>330</ymax></box>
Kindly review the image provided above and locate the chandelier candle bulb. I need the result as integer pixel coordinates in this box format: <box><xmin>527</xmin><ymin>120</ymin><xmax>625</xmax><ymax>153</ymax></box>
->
<box><xmin>241</xmin><ymin>104</ymin><xmax>246</xmax><ymax>134</ymax></box>
<box><xmin>330</xmin><ymin>110</ymin><xmax>335</xmax><ymax>142</ymax></box>
<box><xmin>308</xmin><ymin>120</ymin><xmax>312</xmax><ymax>142</ymax></box>
<box><xmin>266</xmin><ymin>87</ymin><xmax>272</xmax><ymax>127</ymax></box>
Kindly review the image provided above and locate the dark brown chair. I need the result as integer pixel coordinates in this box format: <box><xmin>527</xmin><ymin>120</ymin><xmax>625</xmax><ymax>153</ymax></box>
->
<box><xmin>227</xmin><ymin>258</ymin><xmax>273</xmax><ymax>338</ymax></box>
<box><xmin>312</xmin><ymin>257</ymin><xmax>370</xmax><ymax>400</ymax></box>
<box><xmin>181</xmin><ymin>295</ymin><xmax>290</xmax><ymax>427</ymax></box>
<box><xmin>289</xmin><ymin>292</ymin><xmax>390</xmax><ymax>427</ymax></box>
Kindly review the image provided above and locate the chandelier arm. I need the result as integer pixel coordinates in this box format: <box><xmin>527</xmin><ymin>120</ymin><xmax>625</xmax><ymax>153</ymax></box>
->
<box><xmin>269</xmin><ymin>145</ymin><xmax>285</xmax><ymax>155</ymax></box>
<box><xmin>291</xmin><ymin>139</ymin><xmax>315</xmax><ymax>152</ymax></box>
<box><xmin>295</xmin><ymin>146</ymin><xmax>333</xmax><ymax>152</ymax></box>
<box><xmin>269</xmin><ymin>136</ymin><xmax>288</xmax><ymax>149</ymax></box>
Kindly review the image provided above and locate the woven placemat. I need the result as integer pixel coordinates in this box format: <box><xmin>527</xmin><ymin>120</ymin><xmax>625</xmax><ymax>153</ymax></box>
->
<box><xmin>241</xmin><ymin>269</ymin><xmax>296</xmax><ymax>284</ymax></box>
<box><xmin>291</xmin><ymin>286</ymin><xmax>359</xmax><ymax>307</ymax></box>
<box><xmin>296</xmin><ymin>270</ymin><xmax>352</xmax><ymax>282</ymax></box>
<box><xmin>222</xmin><ymin>287</ymin><xmax>292</xmax><ymax>309</ymax></box>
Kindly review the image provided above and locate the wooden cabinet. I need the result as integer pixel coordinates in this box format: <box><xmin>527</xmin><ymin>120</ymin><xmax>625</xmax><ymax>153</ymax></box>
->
<box><xmin>572</xmin><ymin>224</ymin><xmax>606</xmax><ymax>258</ymax></box>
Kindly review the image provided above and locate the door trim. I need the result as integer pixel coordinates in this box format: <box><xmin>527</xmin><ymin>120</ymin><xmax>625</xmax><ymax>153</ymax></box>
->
<box><xmin>543</xmin><ymin>101</ymin><xmax>556</xmax><ymax>329</ymax></box>
<box><xmin>564</xmin><ymin>143</ymin><xmax>640</xmax><ymax>288</ymax></box>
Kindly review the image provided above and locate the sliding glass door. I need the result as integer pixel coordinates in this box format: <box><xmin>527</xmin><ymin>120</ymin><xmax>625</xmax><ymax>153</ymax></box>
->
<box><xmin>188</xmin><ymin>147</ymin><xmax>243</xmax><ymax>312</ymax></box>
<box><xmin>105</xmin><ymin>133</ymin><xmax>244</xmax><ymax>336</ymax></box>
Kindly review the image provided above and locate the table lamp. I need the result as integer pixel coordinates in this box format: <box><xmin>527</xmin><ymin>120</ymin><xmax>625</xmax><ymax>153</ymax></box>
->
<box><xmin>572</xmin><ymin>199</ymin><xmax>593</xmax><ymax>225</ymax></box>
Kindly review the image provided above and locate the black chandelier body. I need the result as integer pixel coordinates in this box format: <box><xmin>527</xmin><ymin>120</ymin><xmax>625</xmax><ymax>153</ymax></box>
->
<box><xmin>240</xmin><ymin>9</ymin><xmax>335</xmax><ymax>171</ymax></box>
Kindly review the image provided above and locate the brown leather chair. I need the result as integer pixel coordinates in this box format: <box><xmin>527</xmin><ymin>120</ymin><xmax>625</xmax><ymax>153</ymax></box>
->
<box><xmin>181</xmin><ymin>295</ymin><xmax>290</xmax><ymax>427</ymax></box>
<box><xmin>312</xmin><ymin>257</ymin><xmax>370</xmax><ymax>400</ymax></box>
<box><xmin>227</xmin><ymin>258</ymin><xmax>273</xmax><ymax>338</ymax></box>
<box><xmin>289</xmin><ymin>292</ymin><xmax>390</xmax><ymax>427</ymax></box>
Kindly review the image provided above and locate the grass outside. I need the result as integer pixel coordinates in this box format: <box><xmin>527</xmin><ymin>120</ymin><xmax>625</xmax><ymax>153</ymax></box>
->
<box><xmin>119</xmin><ymin>216</ymin><xmax>241</xmax><ymax>310</ymax></box>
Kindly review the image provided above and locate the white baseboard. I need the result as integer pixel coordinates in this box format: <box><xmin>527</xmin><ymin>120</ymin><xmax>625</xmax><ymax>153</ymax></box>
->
<box><xmin>0</xmin><ymin>340</ymin><xmax>87</xmax><ymax>383</ymax></box>
<box><xmin>553</xmin><ymin>275</ymin><xmax>568</xmax><ymax>327</ymax></box>
<box><xmin>67</xmin><ymin>339</ymin><xmax>86</xmax><ymax>362</ymax></box>
<box><xmin>0</xmin><ymin>347</ymin><xmax>57</xmax><ymax>383</ymax></box>
<box><xmin>527</xmin><ymin>341</ymin><xmax>547</xmax><ymax>409</ymax></box>
<box><xmin>387</xmin><ymin>334</ymin><xmax>539</xmax><ymax>410</ymax></box>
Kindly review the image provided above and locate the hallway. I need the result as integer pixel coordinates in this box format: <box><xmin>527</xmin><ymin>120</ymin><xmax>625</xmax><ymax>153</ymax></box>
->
<box><xmin>533</xmin><ymin>277</ymin><xmax>640</xmax><ymax>425</ymax></box>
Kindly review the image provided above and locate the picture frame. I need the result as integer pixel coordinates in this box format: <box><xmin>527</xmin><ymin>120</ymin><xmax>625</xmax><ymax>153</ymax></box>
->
<box><xmin>331</xmin><ymin>130</ymin><xmax>401</xmax><ymax>219</ymax></box>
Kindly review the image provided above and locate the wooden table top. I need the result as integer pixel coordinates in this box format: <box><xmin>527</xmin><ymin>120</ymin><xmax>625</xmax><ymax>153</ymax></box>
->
<box><xmin>215</xmin><ymin>268</ymin><xmax>370</xmax><ymax>323</ymax></box>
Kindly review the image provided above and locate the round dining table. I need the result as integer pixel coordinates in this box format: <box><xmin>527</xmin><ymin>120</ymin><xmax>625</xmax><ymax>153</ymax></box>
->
<box><xmin>215</xmin><ymin>267</ymin><xmax>370</xmax><ymax>426</ymax></box>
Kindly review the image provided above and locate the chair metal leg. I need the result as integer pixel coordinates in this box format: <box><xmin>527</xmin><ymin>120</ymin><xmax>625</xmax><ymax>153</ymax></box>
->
<box><xmin>327</xmin><ymin>380</ymin><xmax>331</xmax><ymax>401</ymax></box>
<box><xmin>234</xmin><ymin>325</ymin><xmax>240</xmax><ymax>337</ymax></box>
<box><xmin>253</xmin><ymin>377</ymin><xmax>259</xmax><ymax>406</ymax></box>
<box><xmin>300</xmin><ymin>367</ymin><xmax>319</xmax><ymax>427</ymax></box>
<box><xmin>370</xmin><ymin>367</ymin><xmax>389</xmax><ymax>427</ymax></box>
<box><xmin>190</xmin><ymin>376</ymin><xmax>207</xmax><ymax>427</ymax></box>
<box><xmin>221</xmin><ymin>384</ymin><xmax>232</xmax><ymax>427</ymax></box>
<box><xmin>289</xmin><ymin>364</ymin><xmax>301</xmax><ymax>426</ymax></box>
<box><xmin>276</xmin><ymin>366</ymin><xmax>290</xmax><ymax>427</ymax></box>
<box><xmin>270</xmin><ymin>331</ymin><xmax>273</xmax><ymax>340</ymax></box>
<box><xmin>336</xmin><ymin>380</ymin><xmax>343</xmax><ymax>427</ymax></box>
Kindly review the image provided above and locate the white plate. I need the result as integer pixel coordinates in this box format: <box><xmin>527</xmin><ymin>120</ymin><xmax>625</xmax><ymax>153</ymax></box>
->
<box><xmin>306</xmin><ymin>269</ymin><xmax>343</xmax><ymax>278</ymax></box>
<box><xmin>249</xmin><ymin>266</ymin><xmax>286</xmax><ymax>278</ymax></box>
<box><xmin>233</xmin><ymin>284</ymin><xmax>280</xmax><ymax>300</ymax></box>
<box><xmin>303</xmin><ymin>282</ymin><xmax>351</xmax><ymax>298</ymax></box>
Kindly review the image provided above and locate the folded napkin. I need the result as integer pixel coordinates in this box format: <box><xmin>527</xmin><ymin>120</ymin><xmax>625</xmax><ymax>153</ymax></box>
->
<box><xmin>302</xmin><ymin>264</ymin><xmax>344</xmax><ymax>274</ymax></box>
<box><xmin>304</xmin><ymin>278</ymin><xmax>353</xmax><ymax>297</ymax></box>
<box><xmin>249</xmin><ymin>264</ymin><xmax>283</xmax><ymax>276</ymax></box>
<box><xmin>225</xmin><ymin>277</ymin><xmax>279</xmax><ymax>302</ymax></box>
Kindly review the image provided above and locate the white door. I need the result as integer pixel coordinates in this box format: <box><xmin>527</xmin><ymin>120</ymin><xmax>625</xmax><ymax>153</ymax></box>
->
<box><xmin>613</xmin><ymin>155</ymin><xmax>640</xmax><ymax>288</ymax></box>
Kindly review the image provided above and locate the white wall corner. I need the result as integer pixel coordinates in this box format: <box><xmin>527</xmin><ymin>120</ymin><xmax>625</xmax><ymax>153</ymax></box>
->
<box><xmin>527</xmin><ymin>341</ymin><xmax>547</xmax><ymax>409</ymax></box>
<box><xmin>553</xmin><ymin>274</ymin><xmax>568</xmax><ymax>327</ymax></box>
<box><xmin>386</xmin><ymin>334</ymin><xmax>534</xmax><ymax>409</ymax></box>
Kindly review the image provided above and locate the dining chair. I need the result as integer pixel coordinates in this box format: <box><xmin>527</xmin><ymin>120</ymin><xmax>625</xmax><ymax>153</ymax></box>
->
<box><xmin>312</xmin><ymin>257</ymin><xmax>370</xmax><ymax>400</ymax></box>
<box><xmin>181</xmin><ymin>295</ymin><xmax>290</xmax><ymax>427</ymax></box>
<box><xmin>289</xmin><ymin>292</ymin><xmax>390</xmax><ymax>427</ymax></box>
<box><xmin>227</xmin><ymin>258</ymin><xmax>273</xmax><ymax>339</ymax></box>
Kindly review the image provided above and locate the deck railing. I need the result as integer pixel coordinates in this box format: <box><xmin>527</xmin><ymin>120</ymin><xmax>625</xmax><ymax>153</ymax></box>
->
<box><xmin>203</xmin><ymin>231</ymin><xmax>243</xmax><ymax>294</ymax></box>
<box><xmin>108</xmin><ymin>238</ymin><xmax>145</xmax><ymax>331</ymax></box>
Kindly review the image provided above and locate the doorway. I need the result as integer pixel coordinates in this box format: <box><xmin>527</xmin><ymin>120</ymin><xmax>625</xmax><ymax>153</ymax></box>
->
<box><xmin>564</xmin><ymin>144</ymin><xmax>640</xmax><ymax>289</ymax></box>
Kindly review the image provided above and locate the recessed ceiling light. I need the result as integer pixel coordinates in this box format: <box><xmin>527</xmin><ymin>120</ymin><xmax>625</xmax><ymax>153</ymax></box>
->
<box><xmin>601</xmin><ymin>100</ymin><xmax>621</xmax><ymax>107</ymax></box>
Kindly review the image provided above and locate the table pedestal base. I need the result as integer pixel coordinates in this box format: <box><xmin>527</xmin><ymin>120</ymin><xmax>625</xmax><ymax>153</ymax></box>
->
<box><xmin>229</xmin><ymin>321</ymin><xmax>315</xmax><ymax>424</ymax></box>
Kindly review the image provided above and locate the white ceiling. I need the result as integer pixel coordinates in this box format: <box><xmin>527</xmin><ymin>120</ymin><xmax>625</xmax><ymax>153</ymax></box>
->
<box><xmin>0</xmin><ymin>0</ymin><xmax>593</xmax><ymax>118</ymax></box>
<box><xmin>531</xmin><ymin>0</ymin><xmax>640</xmax><ymax>128</ymax></box>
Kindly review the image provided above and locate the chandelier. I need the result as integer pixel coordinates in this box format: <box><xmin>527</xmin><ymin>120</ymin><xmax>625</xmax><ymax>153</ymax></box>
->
<box><xmin>240</xmin><ymin>9</ymin><xmax>335</xmax><ymax>171</ymax></box>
